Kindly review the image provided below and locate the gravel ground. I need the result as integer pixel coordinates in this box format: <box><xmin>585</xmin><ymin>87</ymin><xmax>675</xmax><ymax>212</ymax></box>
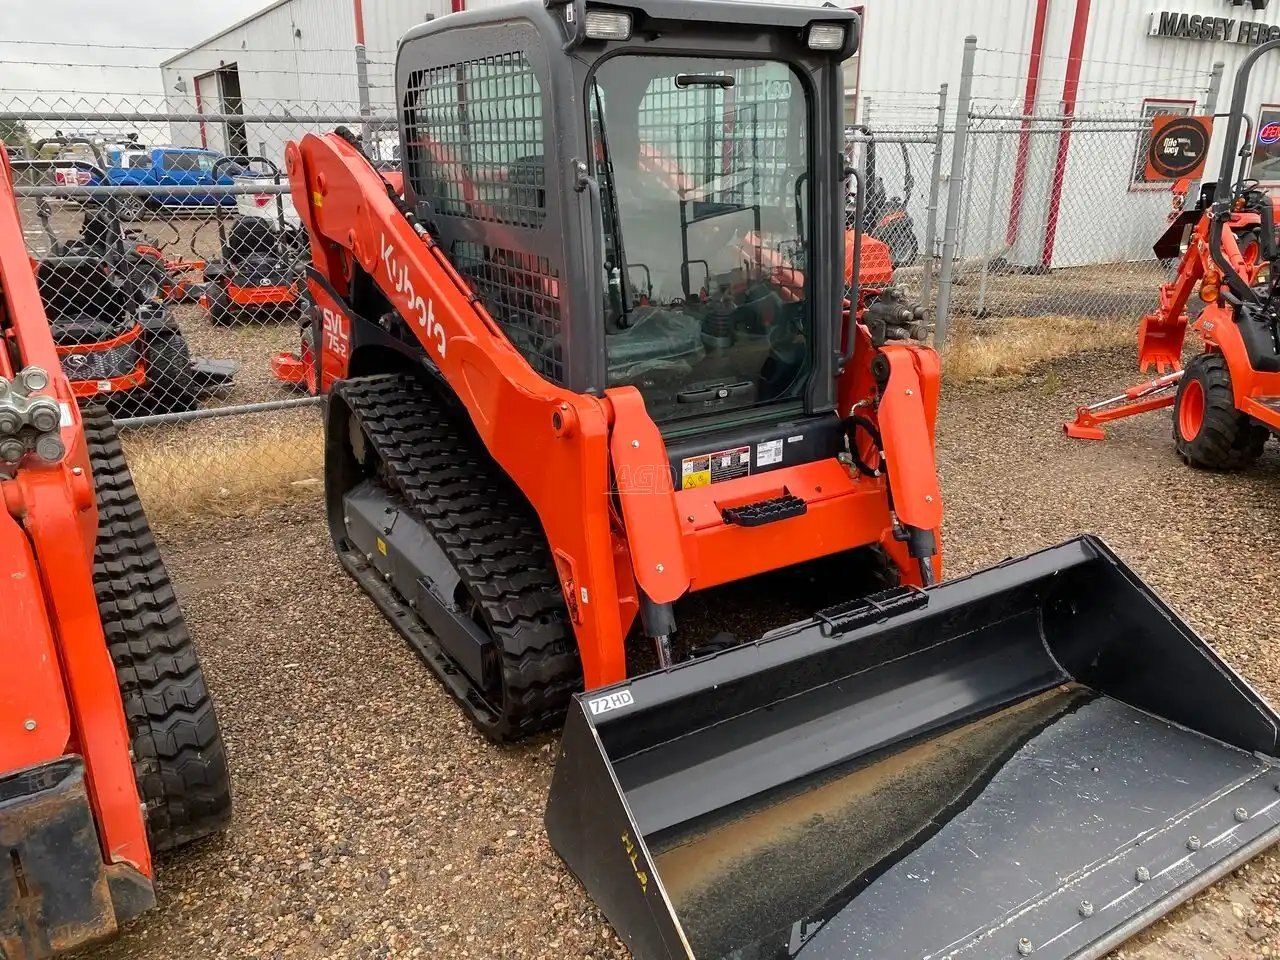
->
<box><xmin>86</xmin><ymin>346</ymin><xmax>1280</xmax><ymax>960</ymax></box>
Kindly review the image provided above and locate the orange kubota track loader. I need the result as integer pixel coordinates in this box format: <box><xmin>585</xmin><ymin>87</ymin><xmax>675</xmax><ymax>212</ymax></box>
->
<box><xmin>286</xmin><ymin>4</ymin><xmax>1280</xmax><ymax>958</ymax></box>
<box><xmin>0</xmin><ymin>146</ymin><xmax>231</xmax><ymax>958</ymax></box>
<box><xmin>1066</xmin><ymin>41</ymin><xmax>1280</xmax><ymax>463</ymax></box>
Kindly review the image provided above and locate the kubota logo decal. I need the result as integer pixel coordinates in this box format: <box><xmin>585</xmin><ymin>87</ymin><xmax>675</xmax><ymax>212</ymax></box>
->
<box><xmin>381</xmin><ymin>233</ymin><xmax>447</xmax><ymax>359</ymax></box>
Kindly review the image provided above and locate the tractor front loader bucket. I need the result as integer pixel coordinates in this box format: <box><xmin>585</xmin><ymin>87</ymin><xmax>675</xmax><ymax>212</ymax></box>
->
<box><xmin>546</xmin><ymin>536</ymin><xmax>1280</xmax><ymax>960</ymax></box>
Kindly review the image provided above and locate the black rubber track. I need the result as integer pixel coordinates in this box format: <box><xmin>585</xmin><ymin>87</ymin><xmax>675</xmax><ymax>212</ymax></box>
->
<box><xmin>83</xmin><ymin>406</ymin><xmax>232</xmax><ymax>851</ymax></box>
<box><xmin>335</xmin><ymin>374</ymin><xmax>581</xmax><ymax>741</ymax></box>
<box><xmin>1173</xmin><ymin>352</ymin><xmax>1269</xmax><ymax>471</ymax></box>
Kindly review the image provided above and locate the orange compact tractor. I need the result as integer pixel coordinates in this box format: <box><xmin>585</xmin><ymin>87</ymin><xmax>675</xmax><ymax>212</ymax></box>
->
<box><xmin>0</xmin><ymin>146</ymin><xmax>231</xmax><ymax>957</ymax></box>
<box><xmin>286</xmin><ymin>4</ymin><xmax>1280</xmax><ymax>958</ymax></box>
<box><xmin>1066</xmin><ymin>43</ymin><xmax>1280</xmax><ymax>465</ymax></box>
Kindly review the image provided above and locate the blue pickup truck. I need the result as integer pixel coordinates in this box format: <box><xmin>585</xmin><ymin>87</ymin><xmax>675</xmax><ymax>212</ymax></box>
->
<box><xmin>104</xmin><ymin>146</ymin><xmax>235</xmax><ymax>208</ymax></box>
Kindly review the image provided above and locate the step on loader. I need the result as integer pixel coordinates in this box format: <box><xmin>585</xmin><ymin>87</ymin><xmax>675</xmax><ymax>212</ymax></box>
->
<box><xmin>1065</xmin><ymin>41</ymin><xmax>1280</xmax><ymax>463</ymax></box>
<box><xmin>284</xmin><ymin>3</ymin><xmax>1280</xmax><ymax>957</ymax></box>
<box><xmin>0</xmin><ymin>145</ymin><xmax>232</xmax><ymax>957</ymax></box>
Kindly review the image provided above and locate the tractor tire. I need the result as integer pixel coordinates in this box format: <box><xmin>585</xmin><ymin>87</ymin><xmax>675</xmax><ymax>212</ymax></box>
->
<box><xmin>333</xmin><ymin>374</ymin><xmax>582</xmax><ymax>741</ymax></box>
<box><xmin>1172</xmin><ymin>352</ymin><xmax>1269</xmax><ymax>470</ymax></box>
<box><xmin>205</xmin><ymin>284</ymin><xmax>234</xmax><ymax>326</ymax></box>
<box><xmin>143</xmin><ymin>331</ymin><xmax>198</xmax><ymax>414</ymax></box>
<box><xmin>83</xmin><ymin>407</ymin><xmax>232</xmax><ymax>851</ymax></box>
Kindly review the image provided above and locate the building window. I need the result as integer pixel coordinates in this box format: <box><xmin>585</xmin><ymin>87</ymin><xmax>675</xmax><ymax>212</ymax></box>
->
<box><xmin>1132</xmin><ymin>98</ymin><xmax>1195</xmax><ymax>186</ymax></box>
<box><xmin>1251</xmin><ymin>104</ymin><xmax>1280</xmax><ymax>182</ymax></box>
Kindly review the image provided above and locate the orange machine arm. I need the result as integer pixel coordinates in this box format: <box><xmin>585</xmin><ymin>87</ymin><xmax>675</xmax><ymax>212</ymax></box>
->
<box><xmin>1138</xmin><ymin>212</ymin><xmax>1258</xmax><ymax>373</ymax></box>
<box><xmin>0</xmin><ymin>145</ymin><xmax>151</xmax><ymax>874</ymax></box>
<box><xmin>287</xmin><ymin>132</ymin><xmax>647</xmax><ymax>687</ymax></box>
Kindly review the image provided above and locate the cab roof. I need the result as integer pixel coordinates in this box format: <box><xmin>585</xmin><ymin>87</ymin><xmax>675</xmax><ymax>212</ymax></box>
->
<box><xmin>400</xmin><ymin>0</ymin><xmax>860</xmax><ymax>59</ymax></box>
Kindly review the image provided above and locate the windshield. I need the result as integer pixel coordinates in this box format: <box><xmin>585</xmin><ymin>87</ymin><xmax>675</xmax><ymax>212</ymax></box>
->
<box><xmin>590</xmin><ymin>56</ymin><xmax>811</xmax><ymax>425</ymax></box>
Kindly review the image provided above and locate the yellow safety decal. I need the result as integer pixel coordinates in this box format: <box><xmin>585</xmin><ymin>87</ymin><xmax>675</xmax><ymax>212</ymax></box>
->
<box><xmin>621</xmin><ymin>831</ymin><xmax>649</xmax><ymax>892</ymax></box>
<box><xmin>376</xmin><ymin>538</ymin><xmax>387</xmax><ymax>556</ymax></box>
<box><xmin>682</xmin><ymin>466</ymin><xmax>712</xmax><ymax>490</ymax></box>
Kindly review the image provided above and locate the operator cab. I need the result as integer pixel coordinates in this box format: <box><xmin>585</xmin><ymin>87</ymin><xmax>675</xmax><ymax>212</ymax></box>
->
<box><xmin>591</xmin><ymin>54</ymin><xmax>814</xmax><ymax>424</ymax></box>
<box><xmin>397</xmin><ymin>0</ymin><xmax>858</xmax><ymax>448</ymax></box>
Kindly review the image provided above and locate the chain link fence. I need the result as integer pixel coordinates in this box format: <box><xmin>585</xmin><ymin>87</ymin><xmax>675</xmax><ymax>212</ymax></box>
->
<box><xmin>934</xmin><ymin>42</ymin><xmax>1222</xmax><ymax>339</ymax></box>
<box><xmin>844</xmin><ymin>86</ymin><xmax>950</xmax><ymax>308</ymax></box>
<box><xmin>0</xmin><ymin>36</ymin><xmax>1230</xmax><ymax>525</ymax></box>
<box><xmin>2</xmin><ymin>92</ymin><xmax>398</xmax><ymax>522</ymax></box>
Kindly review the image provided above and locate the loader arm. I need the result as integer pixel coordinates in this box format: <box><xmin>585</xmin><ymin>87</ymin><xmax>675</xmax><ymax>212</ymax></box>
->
<box><xmin>287</xmin><ymin>131</ymin><xmax>945</xmax><ymax>690</ymax></box>
<box><xmin>287</xmin><ymin>131</ymin><xmax>637</xmax><ymax>686</ymax></box>
<box><xmin>1</xmin><ymin>144</ymin><xmax>162</xmax><ymax>956</ymax></box>
<box><xmin>0</xmin><ymin>147</ymin><xmax>150</xmax><ymax>873</ymax></box>
<box><xmin>1139</xmin><ymin>211</ymin><xmax>1258</xmax><ymax>373</ymax></box>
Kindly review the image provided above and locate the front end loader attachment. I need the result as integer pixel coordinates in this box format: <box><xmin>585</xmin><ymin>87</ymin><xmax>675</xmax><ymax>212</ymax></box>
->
<box><xmin>546</xmin><ymin>536</ymin><xmax>1280</xmax><ymax>960</ymax></box>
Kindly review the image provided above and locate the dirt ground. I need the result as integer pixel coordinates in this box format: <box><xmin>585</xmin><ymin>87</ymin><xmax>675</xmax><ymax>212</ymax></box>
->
<box><xmin>947</xmin><ymin>260</ymin><xmax>1173</xmax><ymax>323</ymax></box>
<box><xmin>84</xmin><ymin>346</ymin><xmax>1280</xmax><ymax>960</ymax></box>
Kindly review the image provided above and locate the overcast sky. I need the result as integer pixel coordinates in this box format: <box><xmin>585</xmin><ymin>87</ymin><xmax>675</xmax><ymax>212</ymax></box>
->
<box><xmin>1</xmin><ymin>0</ymin><xmax>270</xmax><ymax>100</ymax></box>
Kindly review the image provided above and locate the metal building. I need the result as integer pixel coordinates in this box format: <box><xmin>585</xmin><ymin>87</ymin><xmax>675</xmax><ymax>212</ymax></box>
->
<box><xmin>159</xmin><ymin>0</ymin><xmax>509</xmax><ymax>158</ymax></box>
<box><xmin>160</xmin><ymin>0</ymin><xmax>1280</xmax><ymax>269</ymax></box>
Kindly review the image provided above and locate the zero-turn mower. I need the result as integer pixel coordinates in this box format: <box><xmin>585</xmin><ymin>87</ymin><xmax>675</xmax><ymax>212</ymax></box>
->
<box><xmin>284</xmin><ymin>4</ymin><xmax>1280</xmax><ymax>958</ymax></box>
<box><xmin>848</xmin><ymin>125</ymin><xmax>920</xmax><ymax>268</ymax></box>
<box><xmin>0</xmin><ymin>145</ymin><xmax>232</xmax><ymax>957</ymax></box>
<box><xmin>20</xmin><ymin>190</ymin><xmax>239</xmax><ymax>415</ymax></box>
<box><xmin>1066</xmin><ymin>42</ymin><xmax>1280</xmax><ymax>465</ymax></box>
<box><xmin>199</xmin><ymin>156</ymin><xmax>309</xmax><ymax>325</ymax></box>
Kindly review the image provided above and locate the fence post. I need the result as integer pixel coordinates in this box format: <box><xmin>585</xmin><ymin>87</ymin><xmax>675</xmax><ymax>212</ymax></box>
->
<box><xmin>934</xmin><ymin>35</ymin><xmax>977</xmax><ymax>346</ymax></box>
<box><xmin>919</xmin><ymin>82</ymin><xmax>949</xmax><ymax>310</ymax></box>
<box><xmin>1203</xmin><ymin>60</ymin><xmax>1223</xmax><ymax>189</ymax></box>
<box><xmin>1205</xmin><ymin>61</ymin><xmax>1225</xmax><ymax>118</ymax></box>
<box><xmin>974</xmin><ymin>109</ymin><xmax>1006</xmax><ymax>317</ymax></box>
<box><xmin>355</xmin><ymin>42</ymin><xmax>373</xmax><ymax>144</ymax></box>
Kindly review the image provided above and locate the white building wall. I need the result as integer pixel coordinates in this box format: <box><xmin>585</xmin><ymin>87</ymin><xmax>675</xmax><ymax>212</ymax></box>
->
<box><xmin>1051</xmin><ymin>1</ymin><xmax>1280</xmax><ymax>269</ymax></box>
<box><xmin>160</xmin><ymin>0</ymin><xmax>513</xmax><ymax>155</ymax></box>
<box><xmin>159</xmin><ymin>0</ymin><xmax>1280</xmax><ymax>270</ymax></box>
<box><xmin>161</xmin><ymin>0</ymin><xmax>360</xmax><ymax>162</ymax></box>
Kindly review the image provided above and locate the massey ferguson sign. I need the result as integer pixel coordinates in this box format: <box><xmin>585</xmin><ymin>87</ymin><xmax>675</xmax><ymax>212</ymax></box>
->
<box><xmin>1150</xmin><ymin>0</ymin><xmax>1279</xmax><ymax>43</ymax></box>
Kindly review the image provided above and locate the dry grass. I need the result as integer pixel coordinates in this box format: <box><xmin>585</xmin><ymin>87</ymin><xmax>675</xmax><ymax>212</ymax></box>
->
<box><xmin>121</xmin><ymin>412</ymin><xmax>323</xmax><ymax>527</ymax></box>
<box><xmin>116</xmin><ymin>312</ymin><xmax>1126</xmax><ymax>524</ymax></box>
<box><xmin>941</xmin><ymin>314</ymin><xmax>1133</xmax><ymax>387</ymax></box>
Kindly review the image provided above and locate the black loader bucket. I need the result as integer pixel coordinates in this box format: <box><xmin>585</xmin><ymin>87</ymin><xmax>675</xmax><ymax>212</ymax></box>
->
<box><xmin>546</xmin><ymin>536</ymin><xmax>1280</xmax><ymax>960</ymax></box>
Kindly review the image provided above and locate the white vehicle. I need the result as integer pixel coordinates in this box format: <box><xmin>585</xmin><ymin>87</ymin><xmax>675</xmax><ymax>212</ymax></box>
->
<box><xmin>224</xmin><ymin>156</ymin><xmax>299</xmax><ymax>225</ymax></box>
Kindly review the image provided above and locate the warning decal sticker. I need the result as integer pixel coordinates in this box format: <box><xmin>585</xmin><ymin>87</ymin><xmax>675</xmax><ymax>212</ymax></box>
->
<box><xmin>681</xmin><ymin>445</ymin><xmax>750</xmax><ymax>490</ymax></box>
